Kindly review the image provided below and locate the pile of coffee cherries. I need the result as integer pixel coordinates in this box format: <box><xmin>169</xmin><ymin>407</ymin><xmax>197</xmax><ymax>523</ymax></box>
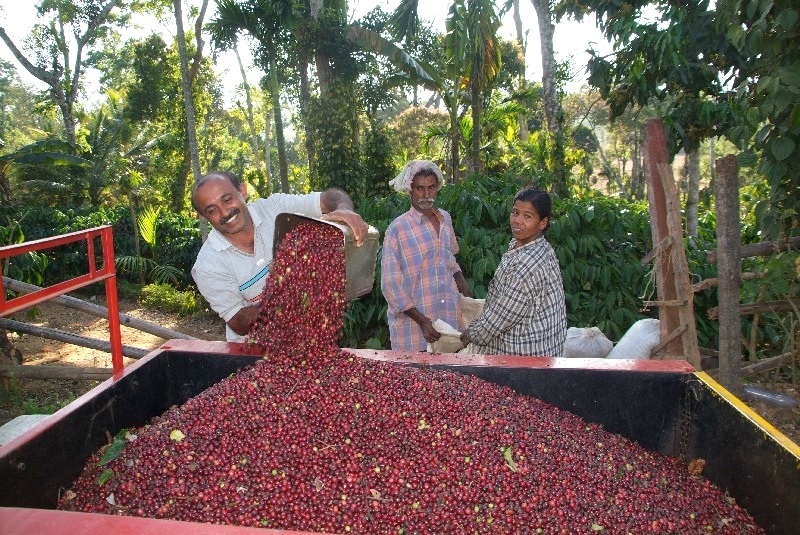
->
<box><xmin>59</xmin><ymin>220</ymin><xmax>763</xmax><ymax>533</ymax></box>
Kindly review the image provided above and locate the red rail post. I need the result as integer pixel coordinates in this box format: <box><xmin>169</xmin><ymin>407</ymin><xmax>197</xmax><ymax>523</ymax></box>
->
<box><xmin>0</xmin><ymin>225</ymin><xmax>125</xmax><ymax>374</ymax></box>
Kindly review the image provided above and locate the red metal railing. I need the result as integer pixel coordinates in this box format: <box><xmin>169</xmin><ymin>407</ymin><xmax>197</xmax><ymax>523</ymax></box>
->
<box><xmin>0</xmin><ymin>226</ymin><xmax>124</xmax><ymax>373</ymax></box>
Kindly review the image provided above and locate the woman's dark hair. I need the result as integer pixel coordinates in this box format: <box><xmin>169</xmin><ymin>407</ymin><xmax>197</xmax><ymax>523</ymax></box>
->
<box><xmin>514</xmin><ymin>187</ymin><xmax>552</xmax><ymax>232</ymax></box>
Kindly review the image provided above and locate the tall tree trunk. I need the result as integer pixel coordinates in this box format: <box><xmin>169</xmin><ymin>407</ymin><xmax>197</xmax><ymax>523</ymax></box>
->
<box><xmin>298</xmin><ymin>53</ymin><xmax>317</xmax><ymax>184</ymax></box>
<box><xmin>529</xmin><ymin>0</ymin><xmax>567</xmax><ymax>196</ymax></box>
<box><xmin>470</xmin><ymin>83</ymin><xmax>482</xmax><ymax>175</ymax></box>
<box><xmin>173</xmin><ymin>0</ymin><xmax>202</xmax><ymax>211</ymax></box>
<box><xmin>264</xmin><ymin>106</ymin><xmax>273</xmax><ymax>194</ymax></box>
<box><xmin>309</xmin><ymin>0</ymin><xmax>333</xmax><ymax>98</ymax></box>
<box><xmin>450</xmin><ymin>109</ymin><xmax>461</xmax><ymax>182</ymax></box>
<box><xmin>685</xmin><ymin>148</ymin><xmax>701</xmax><ymax>237</ymax></box>
<box><xmin>705</xmin><ymin>137</ymin><xmax>716</xmax><ymax>208</ymax></box>
<box><xmin>234</xmin><ymin>45</ymin><xmax>263</xmax><ymax>180</ymax></box>
<box><xmin>530</xmin><ymin>0</ymin><xmax>560</xmax><ymax>138</ymax></box>
<box><xmin>513</xmin><ymin>0</ymin><xmax>529</xmax><ymax>142</ymax></box>
<box><xmin>0</xmin><ymin>166</ymin><xmax>13</xmax><ymax>205</ymax></box>
<box><xmin>268</xmin><ymin>50</ymin><xmax>289</xmax><ymax>193</ymax></box>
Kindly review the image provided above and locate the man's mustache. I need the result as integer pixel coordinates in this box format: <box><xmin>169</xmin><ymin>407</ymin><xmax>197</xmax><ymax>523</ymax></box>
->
<box><xmin>220</xmin><ymin>209</ymin><xmax>240</xmax><ymax>225</ymax></box>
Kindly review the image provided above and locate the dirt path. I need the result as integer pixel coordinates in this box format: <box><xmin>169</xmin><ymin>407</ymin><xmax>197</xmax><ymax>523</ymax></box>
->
<box><xmin>1</xmin><ymin>296</ymin><xmax>226</xmax><ymax>424</ymax></box>
<box><xmin>1</xmin><ymin>298</ymin><xmax>798</xmax><ymax>447</ymax></box>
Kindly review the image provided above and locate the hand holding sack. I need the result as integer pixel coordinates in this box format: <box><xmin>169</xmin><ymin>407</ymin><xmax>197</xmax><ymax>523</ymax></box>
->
<box><xmin>426</xmin><ymin>319</ymin><xmax>465</xmax><ymax>353</ymax></box>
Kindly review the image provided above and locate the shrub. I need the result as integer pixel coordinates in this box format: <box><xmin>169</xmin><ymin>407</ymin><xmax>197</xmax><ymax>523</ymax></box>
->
<box><xmin>140</xmin><ymin>283</ymin><xmax>203</xmax><ymax>316</ymax></box>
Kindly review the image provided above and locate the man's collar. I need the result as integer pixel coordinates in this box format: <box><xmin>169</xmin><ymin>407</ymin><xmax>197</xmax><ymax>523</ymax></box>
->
<box><xmin>409</xmin><ymin>206</ymin><xmax>442</xmax><ymax>222</ymax></box>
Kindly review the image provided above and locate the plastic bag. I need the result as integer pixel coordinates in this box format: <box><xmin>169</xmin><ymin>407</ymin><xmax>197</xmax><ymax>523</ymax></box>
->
<box><xmin>562</xmin><ymin>327</ymin><xmax>613</xmax><ymax>358</ymax></box>
<box><xmin>426</xmin><ymin>319</ymin><xmax>464</xmax><ymax>354</ymax></box>
<box><xmin>605</xmin><ymin>319</ymin><xmax>660</xmax><ymax>360</ymax></box>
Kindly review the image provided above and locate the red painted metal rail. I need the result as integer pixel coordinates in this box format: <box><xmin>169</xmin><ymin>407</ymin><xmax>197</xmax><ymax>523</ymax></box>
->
<box><xmin>0</xmin><ymin>225</ymin><xmax>124</xmax><ymax>373</ymax></box>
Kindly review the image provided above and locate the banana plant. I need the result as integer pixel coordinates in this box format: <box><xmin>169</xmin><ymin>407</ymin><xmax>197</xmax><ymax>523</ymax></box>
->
<box><xmin>115</xmin><ymin>205</ymin><xmax>181</xmax><ymax>285</ymax></box>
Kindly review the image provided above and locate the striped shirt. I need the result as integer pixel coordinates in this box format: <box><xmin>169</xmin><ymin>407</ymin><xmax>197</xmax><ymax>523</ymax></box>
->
<box><xmin>381</xmin><ymin>207</ymin><xmax>463</xmax><ymax>351</ymax></box>
<box><xmin>466</xmin><ymin>235</ymin><xmax>567</xmax><ymax>357</ymax></box>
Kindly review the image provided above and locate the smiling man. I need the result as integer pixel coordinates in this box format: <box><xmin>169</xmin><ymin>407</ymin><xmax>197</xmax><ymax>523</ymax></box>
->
<box><xmin>381</xmin><ymin>160</ymin><xmax>472</xmax><ymax>351</ymax></box>
<box><xmin>190</xmin><ymin>171</ymin><xmax>368</xmax><ymax>343</ymax></box>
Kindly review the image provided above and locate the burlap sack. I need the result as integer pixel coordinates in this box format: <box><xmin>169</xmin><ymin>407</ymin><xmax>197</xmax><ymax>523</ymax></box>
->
<box><xmin>460</xmin><ymin>296</ymin><xmax>485</xmax><ymax>326</ymax></box>
<box><xmin>606</xmin><ymin>319</ymin><xmax>660</xmax><ymax>360</ymax></box>
<box><xmin>562</xmin><ymin>327</ymin><xmax>614</xmax><ymax>358</ymax></box>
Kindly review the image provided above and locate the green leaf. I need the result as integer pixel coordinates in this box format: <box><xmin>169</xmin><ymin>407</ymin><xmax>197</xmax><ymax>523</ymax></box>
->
<box><xmin>776</xmin><ymin>8</ymin><xmax>798</xmax><ymax>31</ymax></box>
<box><xmin>769</xmin><ymin>137</ymin><xmax>796</xmax><ymax>161</ymax></box>
<box><xmin>0</xmin><ymin>151</ymin><xmax>90</xmax><ymax>166</ymax></box>
<box><xmin>138</xmin><ymin>206</ymin><xmax>160</xmax><ymax>248</ymax></box>
<box><xmin>745</xmin><ymin>107</ymin><xmax>762</xmax><ymax>127</ymax></box>
<box><xmin>97</xmin><ymin>468</ymin><xmax>115</xmax><ymax>486</ymax></box>
<box><xmin>98</xmin><ymin>429</ymin><xmax>128</xmax><ymax>466</ymax></box>
<box><xmin>736</xmin><ymin>150</ymin><xmax>758</xmax><ymax>167</ymax></box>
<box><xmin>501</xmin><ymin>446</ymin><xmax>518</xmax><ymax>472</ymax></box>
<box><xmin>778</xmin><ymin>64</ymin><xmax>800</xmax><ymax>87</ymax></box>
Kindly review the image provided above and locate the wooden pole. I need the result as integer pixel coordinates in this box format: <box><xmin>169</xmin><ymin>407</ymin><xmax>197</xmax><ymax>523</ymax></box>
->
<box><xmin>641</xmin><ymin>119</ymin><xmax>700</xmax><ymax>367</ymax></box>
<box><xmin>657</xmin><ymin>162</ymin><xmax>701</xmax><ymax>367</ymax></box>
<box><xmin>706</xmin><ymin>236</ymin><xmax>800</xmax><ymax>264</ymax></box>
<box><xmin>0</xmin><ymin>318</ymin><xmax>149</xmax><ymax>359</ymax></box>
<box><xmin>642</xmin><ymin>120</ymin><xmax>682</xmax><ymax>357</ymax></box>
<box><xmin>715</xmin><ymin>155</ymin><xmax>742</xmax><ymax>392</ymax></box>
<box><xmin>0</xmin><ymin>364</ymin><xmax>112</xmax><ymax>381</ymax></box>
<box><xmin>2</xmin><ymin>277</ymin><xmax>203</xmax><ymax>341</ymax></box>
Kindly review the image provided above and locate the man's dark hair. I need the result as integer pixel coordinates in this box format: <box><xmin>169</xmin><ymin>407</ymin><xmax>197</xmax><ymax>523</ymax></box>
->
<box><xmin>514</xmin><ymin>186</ymin><xmax>553</xmax><ymax>232</ymax></box>
<box><xmin>190</xmin><ymin>171</ymin><xmax>243</xmax><ymax>211</ymax></box>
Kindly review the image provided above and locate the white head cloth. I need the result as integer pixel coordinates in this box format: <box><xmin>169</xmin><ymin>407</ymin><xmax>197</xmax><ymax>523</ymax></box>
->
<box><xmin>389</xmin><ymin>160</ymin><xmax>445</xmax><ymax>193</ymax></box>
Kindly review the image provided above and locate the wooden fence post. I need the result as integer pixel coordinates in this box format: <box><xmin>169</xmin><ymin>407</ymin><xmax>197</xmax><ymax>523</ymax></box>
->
<box><xmin>642</xmin><ymin>119</ymin><xmax>701</xmax><ymax>367</ymax></box>
<box><xmin>714</xmin><ymin>155</ymin><xmax>742</xmax><ymax>392</ymax></box>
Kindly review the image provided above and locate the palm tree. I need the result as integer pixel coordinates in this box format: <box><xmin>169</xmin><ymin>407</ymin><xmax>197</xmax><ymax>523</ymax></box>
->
<box><xmin>209</xmin><ymin>0</ymin><xmax>299</xmax><ymax>193</ymax></box>
<box><xmin>388</xmin><ymin>0</ymin><xmax>502</xmax><ymax>180</ymax></box>
<box><xmin>465</xmin><ymin>0</ymin><xmax>502</xmax><ymax>175</ymax></box>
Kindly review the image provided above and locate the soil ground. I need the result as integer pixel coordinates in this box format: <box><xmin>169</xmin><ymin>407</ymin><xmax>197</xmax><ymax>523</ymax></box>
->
<box><xmin>1</xmin><ymin>296</ymin><xmax>798</xmax><ymax>447</ymax></box>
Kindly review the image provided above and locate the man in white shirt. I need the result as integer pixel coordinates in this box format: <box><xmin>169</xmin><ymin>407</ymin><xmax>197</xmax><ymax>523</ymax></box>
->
<box><xmin>191</xmin><ymin>171</ymin><xmax>368</xmax><ymax>343</ymax></box>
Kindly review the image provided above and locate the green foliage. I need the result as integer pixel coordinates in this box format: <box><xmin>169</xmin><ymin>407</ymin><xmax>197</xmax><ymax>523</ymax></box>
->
<box><xmin>2</xmin><ymin>205</ymin><xmax>201</xmax><ymax>289</ymax></box>
<box><xmin>560</xmin><ymin>0</ymin><xmax>800</xmax><ymax>239</ymax></box>
<box><xmin>550</xmin><ymin>192</ymin><xmax>654</xmax><ymax>341</ymax></box>
<box><xmin>362</xmin><ymin>120</ymin><xmax>396</xmax><ymax>199</ymax></box>
<box><xmin>0</xmin><ymin>212</ymin><xmax>49</xmax><ymax>287</ymax></box>
<box><xmin>308</xmin><ymin>82</ymin><xmax>365</xmax><ymax>193</ymax></box>
<box><xmin>140</xmin><ymin>283</ymin><xmax>203</xmax><ymax>316</ymax></box>
<box><xmin>388</xmin><ymin>106</ymin><xmax>450</xmax><ymax>164</ymax></box>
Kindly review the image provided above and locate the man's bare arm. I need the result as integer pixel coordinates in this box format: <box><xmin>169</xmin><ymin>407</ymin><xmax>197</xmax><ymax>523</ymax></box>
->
<box><xmin>227</xmin><ymin>306</ymin><xmax>261</xmax><ymax>336</ymax></box>
<box><xmin>320</xmin><ymin>188</ymin><xmax>369</xmax><ymax>246</ymax></box>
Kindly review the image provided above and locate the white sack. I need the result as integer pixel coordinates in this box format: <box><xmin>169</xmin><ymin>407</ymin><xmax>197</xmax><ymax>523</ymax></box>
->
<box><xmin>460</xmin><ymin>296</ymin><xmax>485</xmax><ymax>326</ymax></box>
<box><xmin>426</xmin><ymin>319</ymin><xmax>464</xmax><ymax>354</ymax></box>
<box><xmin>562</xmin><ymin>327</ymin><xmax>613</xmax><ymax>358</ymax></box>
<box><xmin>605</xmin><ymin>318</ymin><xmax>661</xmax><ymax>360</ymax></box>
<box><xmin>459</xmin><ymin>343</ymin><xmax>480</xmax><ymax>354</ymax></box>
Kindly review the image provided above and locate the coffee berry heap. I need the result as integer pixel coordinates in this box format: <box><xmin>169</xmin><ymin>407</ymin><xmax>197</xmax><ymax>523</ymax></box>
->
<box><xmin>60</xmin><ymin>220</ymin><xmax>763</xmax><ymax>533</ymax></box>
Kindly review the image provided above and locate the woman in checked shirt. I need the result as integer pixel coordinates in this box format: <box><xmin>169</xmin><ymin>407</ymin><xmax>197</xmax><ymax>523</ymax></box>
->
<box><xmin>460</xmin><ymin>187</ymin><xmax>567</xmax><ymax>357</ymax></box>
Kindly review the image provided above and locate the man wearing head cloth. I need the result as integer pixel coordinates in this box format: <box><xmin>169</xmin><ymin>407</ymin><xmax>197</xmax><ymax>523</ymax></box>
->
<box><xmin>381</xmin><ymin>160</ymin><xmax>473</xmax><ymax>351</ymax></box>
